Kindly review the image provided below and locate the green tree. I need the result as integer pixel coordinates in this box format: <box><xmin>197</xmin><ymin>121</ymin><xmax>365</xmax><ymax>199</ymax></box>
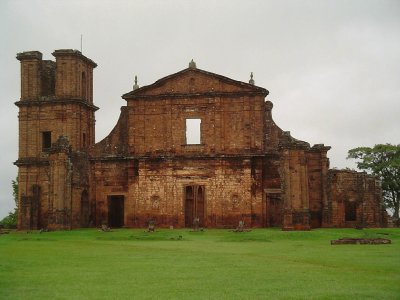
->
<box><xmin>347</xmin><ymin>144</ymin><xmax>400</xmax><ymax>219</ymax></box>
<box><xmin>0</xmin><ymin>177</ymin><xmax>18</xmax><ymax>229</ymax></box>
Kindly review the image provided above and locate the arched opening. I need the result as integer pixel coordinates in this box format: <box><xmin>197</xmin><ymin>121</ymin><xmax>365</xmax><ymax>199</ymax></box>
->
<box><xmin>184</xmin><ymin>185</ymin><xmax>205</xmax><ymax>227</ymax></box>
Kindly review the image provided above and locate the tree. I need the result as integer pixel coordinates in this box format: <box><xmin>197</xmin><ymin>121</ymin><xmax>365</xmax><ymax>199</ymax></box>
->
<box><xmin>347</xmin><ymin>144</ymin><xmax>400</xmax><ymax>219</ymax></box>
<box><xmin>12</xmin><ymin>177</ymin><xmax>18</xmax><ymax>208</ymax></box>
<box><xmin>0</xmin><ymin>178</ymin><xmax>18</xmax><ymax>229</ymax></box>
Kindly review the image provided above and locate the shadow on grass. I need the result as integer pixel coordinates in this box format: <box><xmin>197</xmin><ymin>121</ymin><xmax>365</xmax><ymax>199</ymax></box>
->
<box><xmin>96</xmin><ymin>231</ymin><xmax>187</xmax><ymax>242</ymax></box>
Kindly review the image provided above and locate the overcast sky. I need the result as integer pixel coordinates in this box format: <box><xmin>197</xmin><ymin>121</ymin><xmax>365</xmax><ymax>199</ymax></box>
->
<box><xmin>0</xmin><ymin>0</ymin><xmax>399</xmax><ymax>218</ymax></box>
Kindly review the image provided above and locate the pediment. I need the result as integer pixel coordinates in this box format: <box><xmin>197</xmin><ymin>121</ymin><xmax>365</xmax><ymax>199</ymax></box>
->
<box><xmin>122</xmin><ymin>68</ymin><xmax>268</xmax><ymax>99</ymax></box>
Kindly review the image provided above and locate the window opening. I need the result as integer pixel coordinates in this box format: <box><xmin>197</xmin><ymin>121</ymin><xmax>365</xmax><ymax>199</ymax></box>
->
<box><xmin>345</xmin><ymin>201</ymin><xmax>357</xmax><ymax>221</ymax></box>
<box><xmin>42</xmin><ymin>131</ymin><xmax>51</xmax><ymax>151</ymax></box>
<box><xmin>186</xmin><ymin>118</ymin><xmax>201</xmax><ymax>144</ymax></box>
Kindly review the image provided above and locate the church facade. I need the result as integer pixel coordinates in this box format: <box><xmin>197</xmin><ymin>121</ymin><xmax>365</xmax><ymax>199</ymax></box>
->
<box><xmin>15</xmin><ymin>49</ymin><xmax>387</xmax><ymax>230</ymax></box>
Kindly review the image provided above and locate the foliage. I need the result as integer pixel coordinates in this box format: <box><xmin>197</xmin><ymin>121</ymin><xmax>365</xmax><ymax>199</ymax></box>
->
<box><xmin>0</xmin><ymin>228</ymin><xmax>399</xmax><ymax>299</ymax></box>
<box><xmin>12</xmin><ymin>177</ymin><xmax>18</xmax><ymax>207</ymax></box>
<box><xmin>0</xmin><ymin>212</ymin><xmax>17</xmax><ymax>229</ymax></box>
<box><xmin>0</xmin><ymin>178</ymin><xmax>18</xmax><ymax>229</ymax></box>
<box><xmin>347</xmin><ymin>144</ymin><xmax>400</xmax><ymax>218</ymax></box>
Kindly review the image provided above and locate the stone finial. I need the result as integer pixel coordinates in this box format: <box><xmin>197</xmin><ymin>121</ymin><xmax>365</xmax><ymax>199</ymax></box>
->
<box><xmin>133</xmin><ymin>75</ymin><xmax>139</xmax><ymax>91</ymax></box>
<box><xmin>249</xmin><ymin>72</ymin><xmax>255</xmax><ymax>85</ymax></box>
<box><xmin>189</xmin><ymin>59</ymin><xmax>197</xmax><ymax>69</ymax></box>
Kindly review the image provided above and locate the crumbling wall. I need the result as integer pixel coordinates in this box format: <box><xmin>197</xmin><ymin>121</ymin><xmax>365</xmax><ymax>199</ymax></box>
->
<box><xmin>280</xmin><ymin>149</ymin><xmax>310</xmax><ymax>230</ymax></box>
<box><xmin>91</xmin><ymin>107</ymin><xmax>129</xmax><ymax>157</ymax></box>
<box><xmin>327</xmin><ymin>169</ymin><xmax>385</xmax><ymax>228</ymax></box>
<box><xmin>307</xmin><ymin>145</ymin><xmax>330</xmax><ymax>228</ymax></box>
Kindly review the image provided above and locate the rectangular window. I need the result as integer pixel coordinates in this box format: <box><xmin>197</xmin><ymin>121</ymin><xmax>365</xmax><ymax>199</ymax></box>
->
<box><xmin>42</xmin><ymin>131</ymin><xmax>51</xmax><ymax>151</ymax></box>
<box><xmin>186</xmin><ymin>119</ymin><xmax>201</xmax><ymax>144</ymax></box>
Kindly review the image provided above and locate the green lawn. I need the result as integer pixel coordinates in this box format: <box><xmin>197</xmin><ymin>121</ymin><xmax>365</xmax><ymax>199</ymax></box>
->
<box><xmin>0</xmin><ymin>228</ymin><xmax>399</xmax><ymax>300</ymax></box>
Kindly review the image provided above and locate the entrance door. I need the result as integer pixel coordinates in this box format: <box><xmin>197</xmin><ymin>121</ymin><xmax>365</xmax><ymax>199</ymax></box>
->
<box><xmin>108</xmin><ymin>195</ymin><xmax>124</xmax><ymax>228</ymax></box>
<box><xmin>185</xmin><ymin>185</ymin><xmax>205</xmax><ymax>227</ymax></box>
<box><xmin>310</xmin><ymin>211</ymin><xmax>322</xmax><ymax>228</ymax></box>
<box><xmin>267</xmin><ymin>193</ymin><xmax>282</xmax><ymax>227</ymax></box>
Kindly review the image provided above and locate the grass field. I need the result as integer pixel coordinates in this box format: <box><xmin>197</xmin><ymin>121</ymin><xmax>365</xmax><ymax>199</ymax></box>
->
<box><xmin>0</xmin><ymin>228</ymin><xmax>399</xmax><ymax>300</ymax></box>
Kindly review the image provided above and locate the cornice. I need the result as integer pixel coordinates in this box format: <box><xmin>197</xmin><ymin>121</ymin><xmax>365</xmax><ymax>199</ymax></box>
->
<box><xmin>15</xmin><ymin>98</ymin><xmax>99</xmax><ymax>111</ymax></box>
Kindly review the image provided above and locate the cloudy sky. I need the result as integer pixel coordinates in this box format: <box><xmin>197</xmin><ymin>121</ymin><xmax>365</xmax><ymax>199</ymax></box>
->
<box><xmin>0</xmin><ymin>0</ymin><xmax>399</xmax><ymax>218</ymax></box>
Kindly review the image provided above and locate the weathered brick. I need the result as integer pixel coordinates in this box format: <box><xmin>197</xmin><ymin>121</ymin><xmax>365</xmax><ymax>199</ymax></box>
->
<box><xmin>14</xmin><ymin>50</ymin><xmax>387</xmax><ymax>230</ymax></box>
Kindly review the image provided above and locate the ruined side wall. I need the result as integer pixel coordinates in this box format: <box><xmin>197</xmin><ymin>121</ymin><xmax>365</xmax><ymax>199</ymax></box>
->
<box><xmin>327</xmin><ymin>170</ymin><xmax>385</xmax><ymax>228</ymax></box>
<box><xmin>307</xmin><ymin>151</ymin><xmax>323</xmax><ymax>228</ymax></box>
<box><xmin>281</xmin><ymin>149</ymin><xmax>310</xmax><ymax>230</ymax></box>
<box><xmin>306</xmin><ymin>146</ymin><xmax>330</xmax><ymax>228</ymax></box>
<box><xmin>91</xmin><ymin>107</ymin><xmax>129</xmax><ymax>157</ymax></box>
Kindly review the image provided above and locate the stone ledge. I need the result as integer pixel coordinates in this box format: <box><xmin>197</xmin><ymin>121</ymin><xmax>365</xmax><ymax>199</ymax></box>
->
<box><xmin>15</xmin><ymin>98</ymin><xmax>99</xmax><ymax>111</ymax></box>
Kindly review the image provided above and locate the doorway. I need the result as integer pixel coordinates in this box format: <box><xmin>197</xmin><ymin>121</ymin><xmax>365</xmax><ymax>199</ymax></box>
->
<box><xmin>108</xmin><ymin>195</ymin><xmax>124</xmax><ymax>228</ymax></box>
<box><xmin>184</xmin><ymin>185</ymin><xmax>205</xmax><ymax>227</ymax></box>
<box><xmin>266</xmin><ymin>193</ymin><xmax>282</xmax><ymax>227</ymax></box>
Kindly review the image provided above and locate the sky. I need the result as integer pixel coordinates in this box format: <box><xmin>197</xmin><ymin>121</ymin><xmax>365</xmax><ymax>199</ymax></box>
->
<box><xmin>0</xmin><ymin>0</ymin><xmax>399</xmax><ymax>218</ymax></box>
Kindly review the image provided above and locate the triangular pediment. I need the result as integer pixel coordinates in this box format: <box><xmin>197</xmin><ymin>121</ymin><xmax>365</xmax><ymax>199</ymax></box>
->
<box><xmin>122</xmin><ymin>68</ymin><xmax>268</xmax><ymax>99</ymax></box>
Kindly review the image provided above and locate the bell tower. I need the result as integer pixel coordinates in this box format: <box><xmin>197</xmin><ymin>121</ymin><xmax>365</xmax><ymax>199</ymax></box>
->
<box><xmin>15</xmin><ymin>49</ymin><xmax>97</xmax><ymax>230</ymax></box>
<box><xmin>52</xmin><ymin>49</ymin><xmax>97</xmax><ymax>150</ymax></box>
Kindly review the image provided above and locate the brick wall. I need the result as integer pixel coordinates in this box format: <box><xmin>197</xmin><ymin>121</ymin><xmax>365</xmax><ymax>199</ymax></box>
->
<box><xmin>327</xmin><ymin>170</ymin><xmax>385</xmax><ymax>228</ymax></box>
<box><xmin>15</xmin><ymin>50</ymin><xmax>386</xmax><ymax>230</ymax></box>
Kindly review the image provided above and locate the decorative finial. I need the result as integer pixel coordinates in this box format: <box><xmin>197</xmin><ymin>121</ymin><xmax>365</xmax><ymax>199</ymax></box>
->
<box><xmin>249</xmin><ymin>72</ymin><xmax>255</xmax><ymax>85</ymax></box>
<box><xmin>133</xmin><ymin>75</ymin><xmax>139</xmax><ymax>90</ymax></box>
<box><xmin>189</xmin><ymin>59</ymin><xmax>197</xmax><ymax>69</ymax></box>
